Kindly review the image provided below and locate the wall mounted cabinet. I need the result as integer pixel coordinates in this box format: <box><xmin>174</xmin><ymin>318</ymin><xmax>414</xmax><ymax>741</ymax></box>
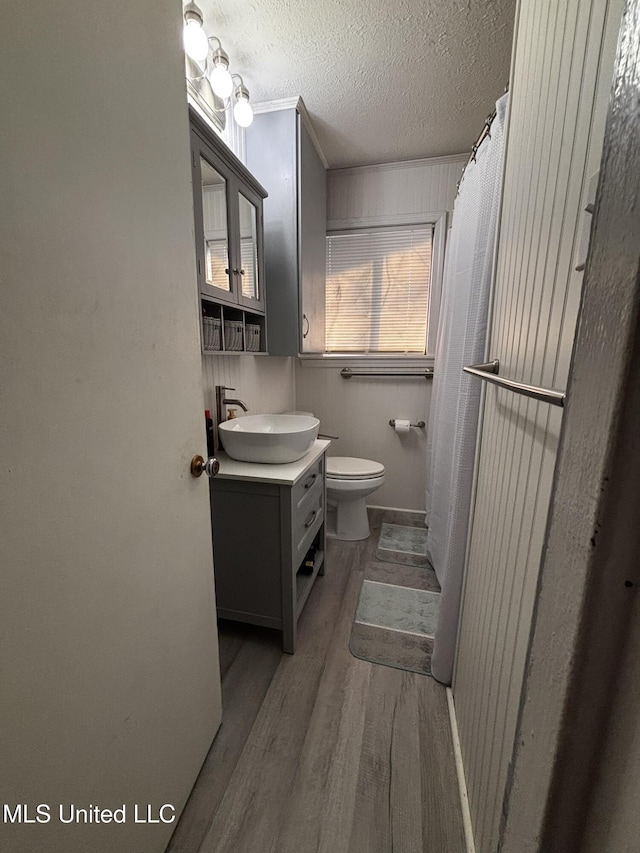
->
<box><xmin>245</xmin><ymin>100</ymin><xmax>327</xmax><ymax>355</ymax></box>
<box><xmin>190</xmin><ymin>108</ymin><xmax>268</xmax><ymax>353</ymax></box>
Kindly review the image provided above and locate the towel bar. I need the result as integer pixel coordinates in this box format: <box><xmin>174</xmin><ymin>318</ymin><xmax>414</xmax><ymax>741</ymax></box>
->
<box><xmin>462</xmin><ymin>360</ymin><xmax>565</xmax><ymax>408</ymax></box>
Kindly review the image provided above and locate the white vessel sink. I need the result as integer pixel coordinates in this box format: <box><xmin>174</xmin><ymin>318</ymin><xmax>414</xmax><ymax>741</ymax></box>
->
<box><xmin>218</xmin><ymin>414</ymin><xmax>320</xmax><ymax>464</ymax></box>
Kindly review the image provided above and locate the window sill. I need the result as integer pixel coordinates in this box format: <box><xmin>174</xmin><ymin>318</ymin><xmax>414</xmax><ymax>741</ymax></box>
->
<box><xmin>297</xmin><ymin>353</ymin><xmax>435</xmax><ymax>369</ymax></box>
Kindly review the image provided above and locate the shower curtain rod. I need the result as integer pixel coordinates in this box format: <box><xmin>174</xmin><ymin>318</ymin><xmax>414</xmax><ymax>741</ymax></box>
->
<box><xmin>456</xmin><ymin>83</ymin><xmax>509</xmax><ymax>197</ymax></box>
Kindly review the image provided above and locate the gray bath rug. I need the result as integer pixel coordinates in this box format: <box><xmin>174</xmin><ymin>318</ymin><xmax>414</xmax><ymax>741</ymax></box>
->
<box><xmin>350</xmin><ymin>564</ymin><xmax>440</xmax><ymax>676</ymax></box>
<box><xmin>356</xmin><ymin>581</ymin><xmax>440</xmax><ymax>635</ymax></box>
<box><xmin>350</xmin><ymin>622</ymin><xmax>434</xmax><ymax>676</ymax></box>
<box><xmin>376</xmin><ymin>523</ymin><xmax>429</xmax><ymax>567</ymax></box>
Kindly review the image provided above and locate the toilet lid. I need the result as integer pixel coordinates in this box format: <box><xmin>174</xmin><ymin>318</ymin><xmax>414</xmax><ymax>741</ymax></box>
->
<box><xmin>326</xmin><ymin>456</ymin><xmax>385</xmax><ymax>479</ymax></box>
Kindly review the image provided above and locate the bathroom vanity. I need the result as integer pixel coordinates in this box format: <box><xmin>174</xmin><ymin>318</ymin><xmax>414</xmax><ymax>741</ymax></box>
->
<box><xmin>209</xmin><ymin>440</ymin><xmax>329</xmax><ymax>653</ymax></box>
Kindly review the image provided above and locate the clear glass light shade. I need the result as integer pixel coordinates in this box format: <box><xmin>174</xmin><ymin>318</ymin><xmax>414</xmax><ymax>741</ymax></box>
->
<box><xmin>183</xmin><ymin>19</ymin><xmax>209</xmax><ymax>62</ymax></box>
<box><xmin>233</xmin><ymin>95</ymin><xmax>253</xmax><ymax>128</ymax></box>
<box><xmin>209</xmin><ymin>63</ymin><xmax>233</xmax><ymax>99</ymax></box>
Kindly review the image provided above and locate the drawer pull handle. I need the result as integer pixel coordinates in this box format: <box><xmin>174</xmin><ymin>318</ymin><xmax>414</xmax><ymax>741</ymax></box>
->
<box><xmin>304</xmin><ymin>473</ymin><xmax>318</xmax><ymax>490</ymax></box>
<box><xmin>304</xmin><ymin>510</ymin><xmax>317</xmax><ymax>528</ymax></box>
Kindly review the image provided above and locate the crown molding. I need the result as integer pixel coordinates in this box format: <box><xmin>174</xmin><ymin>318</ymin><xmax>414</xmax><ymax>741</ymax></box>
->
<box><xmin>328</xmin><ymin>153</ymin><xmax>468</xmax><ymax>177</ymax></box>
<box><xmin>252</xmin><ymin>96</ymin><xmax>329</xmax><ymax>169</ymax></box>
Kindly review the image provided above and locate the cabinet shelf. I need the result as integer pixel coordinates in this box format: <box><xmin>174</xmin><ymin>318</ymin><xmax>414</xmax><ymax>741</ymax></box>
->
<box><xmin>201</xmin><ymin>299</ymin><xmax>267</xmax><ymax>355</ymax></box>
<box><xmin>296</xmin><ymin>548</ymin><xmax>324</xmax><ymax>618</ymax></box>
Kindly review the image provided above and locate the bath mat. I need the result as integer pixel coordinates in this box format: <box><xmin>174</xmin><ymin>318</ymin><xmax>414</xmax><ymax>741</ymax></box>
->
<box><xmin>376</xmin><ymin>523</ymin><xmax>429</xmax><ymax>567</ymax></box>
<box><xmin>350</xmin><ymin>563</ymin><xmax>440</xmax><ymax>676</ymax></box>
<box><xmin>356</xmin><ymin>581</ymin><xmax>440</xmax><ymax>635</ymax></box>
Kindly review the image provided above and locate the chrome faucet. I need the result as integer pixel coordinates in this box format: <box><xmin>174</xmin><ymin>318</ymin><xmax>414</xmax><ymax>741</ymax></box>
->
<box><xmin>215</xmin><ymin>385</ymin><xmax>249</xmax><ymax>425</ymax></box>
<box><xmin>223</xmin><ymin>396</ymin><xmax>249</xmax><ymax>413</ymax></box>
<box><xmin>214</xmin><ymin>386</ymin><xmax>249</xmax><ymax>453</ymax></box>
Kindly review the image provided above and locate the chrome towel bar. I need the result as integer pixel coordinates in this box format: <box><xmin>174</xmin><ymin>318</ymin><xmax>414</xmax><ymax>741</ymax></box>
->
<box><xmin>462</xmin><ymin>360</ymin><xmax>565</xmax><ymax>408</ymax></box>
<box><xmin>340</xmin><ymin>367</ymin><xmax>434</xmax><ymax>379</ymax></box>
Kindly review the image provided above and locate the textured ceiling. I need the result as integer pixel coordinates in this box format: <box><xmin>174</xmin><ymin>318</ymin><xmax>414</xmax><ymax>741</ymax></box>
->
<box><xmin>199</xmin><ymin>0</ymin><xmax>516</xmax><ymax>168</ymax></box>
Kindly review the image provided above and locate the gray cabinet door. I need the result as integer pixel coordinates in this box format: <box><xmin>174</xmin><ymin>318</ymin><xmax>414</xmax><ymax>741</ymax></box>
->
<box><xmin>192</xmin><ymin>130</ymin><xmax>238</xmax><ymax>307</ymax></box>
<box><xmin>191</xmin><ymin>110</ymin><xmax>267</xmax><ymax>317</ymax></box>
<box><xmin>298</xmin><ymin>119</ymin><xmax>327</xmax><ymax>353</ymax></box>
<box><xmin>246</xmin><ymin>109</ymin><xmax>299</xmax><ymax>355</ymax></box>
<box><xmin>246</xmin><ymin>106</ymin><xmax>327</xmax><ymax>356</ymax></box>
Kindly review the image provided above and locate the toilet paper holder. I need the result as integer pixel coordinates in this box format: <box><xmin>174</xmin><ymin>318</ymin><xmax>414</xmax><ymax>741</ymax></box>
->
<box><xmin>389</xmin><ymin>419</ymin><xmax>425</xmax><ymax>429</ymax></box>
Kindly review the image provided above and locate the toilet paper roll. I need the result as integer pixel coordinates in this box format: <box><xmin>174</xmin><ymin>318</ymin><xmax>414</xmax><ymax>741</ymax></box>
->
<box><xmin>393</xmin><ymin>418</ymin><xmax>411</xmax><ymax>433</ymax></box>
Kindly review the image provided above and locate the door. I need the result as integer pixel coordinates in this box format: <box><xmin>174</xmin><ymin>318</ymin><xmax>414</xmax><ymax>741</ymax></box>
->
<box><xmin>0</xmin><ymin>3</ymin><xmax>221</xmax><ymax>853</ymax></box>
<box><xmin>192</xmin><ymin>127</ymin><xmax>266</xmax><ymax>315</ymax></box>
<box><xmin>192</xmin><ymin>129</ymin><xmax>239</xmax><ymax>306</ymax></box>
<box><xmin>236</xmin><ymin>184</ymin><xmax>266</xmax><ymax>313</ymax></box>
<box><xmin>449</xmin><ymin>1</ymin><xmax>624</xmax><ymax>851</ymax></box>
<box><xmin>298</xmin><ymin>114</ymin><xmax>327</xmax><ymax>353</ymax></box>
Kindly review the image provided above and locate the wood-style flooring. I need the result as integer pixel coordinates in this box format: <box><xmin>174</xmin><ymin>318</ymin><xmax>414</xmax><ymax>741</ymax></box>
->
<box><xmin>167</xmin><ymin>511</ymin><xmax>466</xmax><ymax>853</ymax></box>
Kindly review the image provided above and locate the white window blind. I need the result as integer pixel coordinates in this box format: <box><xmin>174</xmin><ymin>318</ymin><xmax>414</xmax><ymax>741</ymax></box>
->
<box><xmin>205</xmin><ymin>238</ymin><xmax>230</xmax><ymax>290</ymax></box>
<box><xmin>240</xmin><ymin>238</ymin><xmax>257</xmax><ymax>300</ymax></box>
<box><xmin>325</xmin><ymin>225</ymin><xmax>433</xmax><ymax>353</ymax></box>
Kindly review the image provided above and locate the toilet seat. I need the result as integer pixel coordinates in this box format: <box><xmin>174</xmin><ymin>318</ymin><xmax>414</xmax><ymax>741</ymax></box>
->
<box><xmin>327</xmin><ymin>457</ymin><xmax>385</xmax><ymax>480</ymax></box>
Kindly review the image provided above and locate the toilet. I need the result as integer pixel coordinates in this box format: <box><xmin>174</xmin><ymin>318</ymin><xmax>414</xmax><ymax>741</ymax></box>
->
<box><xmin>326</xmin><ymin>457</ymin><xmax>386</xmax><ymax>541</ymax></box>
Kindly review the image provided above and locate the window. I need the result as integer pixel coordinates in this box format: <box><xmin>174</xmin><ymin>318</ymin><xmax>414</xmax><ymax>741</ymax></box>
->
<box><xmin>325</xmin><ymin>225</ymin><xmax>433</xmax><ymax>353</ymax></box>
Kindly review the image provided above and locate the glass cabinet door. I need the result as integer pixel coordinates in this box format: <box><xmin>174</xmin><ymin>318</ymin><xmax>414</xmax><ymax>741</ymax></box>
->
<box><xmin>191</xmin><ymin>118</ymin><xmax>266</xmax><ymax>323</ymax></box>
<box><xmin>198</xmin><ymin>156</ymin><xmax>234</xmax><ymax>302</ymax></box>
<box><xmin>237</xmin><ymin>192</ymin><xmax>264</xmax><ymax>311</ymax></box>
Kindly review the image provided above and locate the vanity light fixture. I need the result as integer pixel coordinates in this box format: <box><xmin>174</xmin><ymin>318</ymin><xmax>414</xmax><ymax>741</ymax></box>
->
<box><xmin>209</xmin><ymin>41</ymin><xmax>233</xmax><ymax>99</ymax></box>
<box><xmin>232</xmin><ymin>77</ymin><xmax>254</xmax><ymax>128</ymax></box>
<box><xmin>183</xmin><ymin>2</ymin><xmax>209</xmax><ymax>62</ymax></box>
<box><xmin>182</xmin><ymin>3</ymin><xmax>254</xmax><ymax>128</ymax></box>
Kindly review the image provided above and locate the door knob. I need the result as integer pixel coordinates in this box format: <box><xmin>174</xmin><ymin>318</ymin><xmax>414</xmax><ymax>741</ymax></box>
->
<box><xmin>190</xmin><ymin>455</ymin><xmax>220</xmax><ymax>478</ymax></box>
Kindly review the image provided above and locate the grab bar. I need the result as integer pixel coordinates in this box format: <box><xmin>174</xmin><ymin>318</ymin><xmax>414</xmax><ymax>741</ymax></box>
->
<box><xmin>340</xmin><ymin>367</ymin><xmax>434</xmax><ymax>379</ymax></box>
<box><xmin>462</xmin><ymin>360</ymin><xmax>565</xmax><ymax>408</ymax></box>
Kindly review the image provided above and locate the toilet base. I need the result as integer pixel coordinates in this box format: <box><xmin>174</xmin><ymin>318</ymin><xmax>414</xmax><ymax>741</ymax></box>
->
<box><xmin>331</xmin><ymin>496</ymin><xmax>371</xmax><ymax>541</ymax></box>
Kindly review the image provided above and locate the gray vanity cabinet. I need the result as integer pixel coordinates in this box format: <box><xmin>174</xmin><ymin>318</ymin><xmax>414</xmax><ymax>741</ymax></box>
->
<box><xmin>209</xmin><ymin>447</ymin><xmax>327</xmax><ymax>653</ymax></box>
<box><xmin>245</xmin><ymin>101</ymin><xmax>327</xmax><ymax>355</ymax></box>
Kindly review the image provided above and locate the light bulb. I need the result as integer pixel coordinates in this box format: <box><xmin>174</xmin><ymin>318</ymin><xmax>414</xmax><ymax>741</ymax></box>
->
<box><xmin>233</xmin><ymin>92</ymin><xmax>253</xmax><ymax>128</ymax></box>
<box><xmin>183</xmin><ymin>19</ymin><xmax>208</xmax><ymax>62</ymax></box>
<box><xmin>210</xmin><ymin>62</ymin><xmax>233</xmax><ymax>99</ymax></box>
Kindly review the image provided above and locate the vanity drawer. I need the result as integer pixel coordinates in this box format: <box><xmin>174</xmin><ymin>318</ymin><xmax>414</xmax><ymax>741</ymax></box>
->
<box><xmin>293</xmin><ymin>488</ymin><xmax>324</xmax><ymax>565</ymax></box>
<box><xmin>293</xmin><ymin>469</ymin><xmax>323</xmax><ymax>530</ymax></box>
<box><xmin>292</xmin><ymin>456</ymin><xmax>324</xmax><ymax>509</ymax></box>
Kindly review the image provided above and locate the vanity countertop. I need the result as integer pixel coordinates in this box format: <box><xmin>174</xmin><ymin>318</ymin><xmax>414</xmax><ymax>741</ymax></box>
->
<box><xmin>214</xmin><ymin>439</ymin><xmax>331</xmax><ymax>486</ymax></box>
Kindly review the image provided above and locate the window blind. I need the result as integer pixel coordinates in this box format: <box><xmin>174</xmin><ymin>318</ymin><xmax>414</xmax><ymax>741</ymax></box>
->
<box><xmin>240</xmin><ymin>238</ymin><xmax>257</xmax><ymax>300</ymax></box>
<box><xmin>205</xmin><ymin>238</ymin><xmax>230</xmax><ymax>291</ymax></box>
<box><xmin>325</xmin><ymin>226</ymin><xmax>432</xmax><ymax>353</ymax></box>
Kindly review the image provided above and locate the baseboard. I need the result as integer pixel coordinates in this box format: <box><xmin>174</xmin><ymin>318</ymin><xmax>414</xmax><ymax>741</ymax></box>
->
<box><xmin>446</xmin><ymin>687</ymin><xmax>476</xmax><ymax>853</ymax></box>
<box><xmin>366</xmin><ymin>504</ymin><xmax>427</xmax><ymax>515</ymax></box>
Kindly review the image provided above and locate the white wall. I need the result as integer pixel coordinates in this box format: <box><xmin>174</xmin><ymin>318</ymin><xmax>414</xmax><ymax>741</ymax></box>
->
<box><xmin>327</xmin><ymin>154</ymin><xmax>467</xmax><ymax>229</ymax></box>
<box><xmin>295</xmin><ymin>155</ymin><xmax>465</xmax><ymax>511</ymax></box>
<box><xmin>451</xmin><ymin>1</ymin><xmax>623</xmax><ymax>851</ymax></box>
<box><xmin>202</xmin><ymin>355</ymin><xmax>295</xmax><ymax>418</ymax></box>
<box><xmin>296</xmin><ymin>366</ymin><xmax>431</xmax><ymax>511</ymax></box>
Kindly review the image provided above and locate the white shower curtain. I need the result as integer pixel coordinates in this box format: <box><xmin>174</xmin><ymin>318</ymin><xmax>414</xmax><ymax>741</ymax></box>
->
<box><xmin>426</xmin><ymin>93</ymin><xmax>508</xmax><ymax>685</ymax></box>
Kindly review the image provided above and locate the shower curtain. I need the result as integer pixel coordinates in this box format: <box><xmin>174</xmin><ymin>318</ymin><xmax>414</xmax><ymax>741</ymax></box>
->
<box><xmin>426</xmin><ymin>93</ymin><xmax>508</xmax><ymax>685</ymax></box>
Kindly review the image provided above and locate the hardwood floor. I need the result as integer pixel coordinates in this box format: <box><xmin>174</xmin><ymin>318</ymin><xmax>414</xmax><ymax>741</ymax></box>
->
<box><xmin>167</xmin><ymin>516</ymin><xmax>466</xmax><ymax>853</ymax></box>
